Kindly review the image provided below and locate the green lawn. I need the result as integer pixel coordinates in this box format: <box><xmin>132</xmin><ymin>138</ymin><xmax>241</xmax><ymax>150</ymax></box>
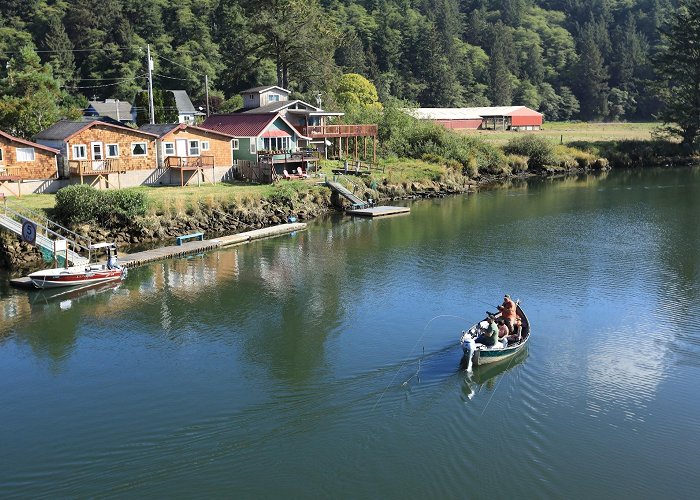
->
<box><xmin>459</xmin><ymin>121</ymin><xmax>660</xmax><ymax>145</ymax></box>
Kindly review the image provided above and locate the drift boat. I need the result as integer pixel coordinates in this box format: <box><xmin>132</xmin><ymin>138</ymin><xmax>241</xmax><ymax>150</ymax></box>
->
<box><xmin>28</xmin><ymin>242</ymin><xmax>126</xmax><ymax>289</ymax></box>
<box><xmin>460</xmin><ymin>303</ymin><xmax>530</xmax><ymax>371</ymax></box>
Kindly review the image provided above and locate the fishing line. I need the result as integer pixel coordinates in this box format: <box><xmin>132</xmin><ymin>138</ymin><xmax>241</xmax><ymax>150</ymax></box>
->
<box><xmin>374</xmin><ymin>314</ymin><xmax>469</xmax><ymax>409</ymax></box>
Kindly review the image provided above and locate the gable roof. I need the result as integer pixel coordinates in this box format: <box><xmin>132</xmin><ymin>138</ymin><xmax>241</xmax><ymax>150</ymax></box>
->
<box><xmin>200</xmin><ymin>113</ymin><xmax>309</xmax><ymax>139</ymax></box>
<box><xmin>240</xmin><ymin>85</ymin><xmax>291</xmax><ymax>95</ymax></box>
<box><xmin>139</xmin><ymin>123</ymin><xmax>235</xmax><ymax>139</ymax></box>
<box><xmin>0</xmin><ymin>130</ymin><xmax>60</xmax><ymax>154</ymax></box>
<box><xmin>241</xmin><ymin>99</ymin><xmax>321</xmax><ymax>114</ymax></box>
<box><xmin>169</xmin><ymin>90</ymin><xmax>199</xmax><ymax>115</ymax></box>
<box><xmin>85</xmin><ymin>100</ymin><xmax>133</xmax><ymax>121</ymax></box>
<box><xmin>35</xmin><ymin>120</ymin><xmax>158</xmax><ymax>142</ymax></box>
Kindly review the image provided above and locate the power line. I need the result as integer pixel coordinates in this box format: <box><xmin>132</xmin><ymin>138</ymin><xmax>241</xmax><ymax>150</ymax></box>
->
<box><xmin>155</xmin><ymin>54</ymin><xmax>206</xmax><ymax>77</ymax></box>
<box><xmin>64</xmin><ymin>74</ymin><xmax>146</xmax><ymax>89</ymax></box>
<box><xmin>0</xmin><ymin>46</ymin><xmax>141</xmax><ymax>55</ymax></box>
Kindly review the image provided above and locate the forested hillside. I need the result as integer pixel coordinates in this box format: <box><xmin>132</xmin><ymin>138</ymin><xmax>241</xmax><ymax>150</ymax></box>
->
<box><xmin>0</xmin><ymin>0</ymin><xmax>677</xmax><ymax>134</ymax></box>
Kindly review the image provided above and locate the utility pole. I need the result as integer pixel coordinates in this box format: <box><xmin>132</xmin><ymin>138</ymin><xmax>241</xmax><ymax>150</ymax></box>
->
<box><xmin>205</xmin><ymin>75</ymin><xmax>210</xmax><ymax>117</ymax></box>
<box><xmin>147</xmin><ymin>44</ymin><xmax>155</xmax><ymax>124</ymax></box>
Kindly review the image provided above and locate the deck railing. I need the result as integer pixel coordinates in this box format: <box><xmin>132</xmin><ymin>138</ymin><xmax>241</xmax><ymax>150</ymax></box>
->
<box><xmin>68</xmin><ymin>159</ymin><xmax>123</xmax><ymax>175</ymax></box>
<box><xmin>0</xmin><ymin>165</ymin><xmax>58</xmax><ymax>181</ymax></box>
<box><xmin>164</xmin><ymin>155</ymin><xmax>215</xmax><ymax>169</ymax></box>
<box><xmin>301</xmin><ymin>124</ymin><xmax>378</xmax><ymax>138</ymax></box>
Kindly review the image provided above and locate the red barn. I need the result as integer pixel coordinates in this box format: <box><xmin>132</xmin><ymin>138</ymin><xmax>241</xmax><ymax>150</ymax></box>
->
<box><xmin>408</xmin><ymin>106</ymin><xmax>543</xmax><ymax>131</ymax></box>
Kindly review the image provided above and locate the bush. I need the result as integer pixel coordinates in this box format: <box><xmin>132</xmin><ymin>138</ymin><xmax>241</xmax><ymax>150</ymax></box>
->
<box><xmin>54</xmin><ymin>185</ymin><xmax>147</xmax><ymax>228</ymax></box>
<box><xmin>54</xmin><ymin>185</ymin><xmax>102</xmax><ymax>226</ymax></box>
<box><xmin>503</xmin><ymin>135</ymin><xmax>556</xmax><ymax>170</ymax></box>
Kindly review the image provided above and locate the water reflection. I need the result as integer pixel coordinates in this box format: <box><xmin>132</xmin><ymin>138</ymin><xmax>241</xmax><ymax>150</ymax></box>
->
<box><xmin>461</xmin><ymin>348</ymin><xmax>529</xmax><ymax>400</ymax></box>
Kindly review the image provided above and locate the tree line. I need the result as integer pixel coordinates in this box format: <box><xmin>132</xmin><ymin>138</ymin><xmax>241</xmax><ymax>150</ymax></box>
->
<box><xmin>1</xmin><ymin>0</ymin><xmax>698</xmax><ymax>149</ymax></box>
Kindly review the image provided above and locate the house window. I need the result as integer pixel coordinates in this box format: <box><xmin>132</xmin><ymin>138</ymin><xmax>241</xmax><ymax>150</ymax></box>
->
<box><xmin>0</xmin><ymin>148</ymin><xmax>3</xmax><ymax>161</ymax></box>
<box><xmin>131</xmin><ymin>142</ymin><xmax>147</xmax><ymax>156</ymax></box>
<box><xmin>72</xmin><ymin>144</ymin><xmax>87</xmax><ymax>160</ymax></box>
<box><xmin>106</xmin><ymin>144</ymin><xmax>119</xmax><ymax>158</ymax></box>
<box><xmin>249</xmin><ymin>140</ymin><xmax>257</xmax><ymax>154</ymax></box>
<box><xmin>188</xmin><ymin>140</ymin><xmax>200</xmax><ymax>156</ymax></box>
<box><xmin>201</xmin><ymin>141</ymin><xmax>210</xmax><ymax>151</ymax></box>
<box><xmin>164</xmin><ymin>142</ymin><xmax>175</xmax><ymax>156</ymax></box>
<box><xmin>231</xmin><ymin>139</ymin><xmax>239</xmax><ymax>150</ymax></box>
<box><xmin>268</xmin><ymin>94</ymin><xmax>280</xmax><ymax>102</ymax></box>
<box><xmin>17</xmin><ymin>148</ymin><xmax>35</xmax><ymax>162</ymax></box>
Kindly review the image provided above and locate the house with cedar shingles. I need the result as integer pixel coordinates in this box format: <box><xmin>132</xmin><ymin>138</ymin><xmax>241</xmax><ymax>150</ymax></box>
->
<box><xmin>139</xmin><ymin>123</ymin><xmax>237</xmax><ymax>185</ymax></box>
<box><xmin>0</xmin><ymin>130</ymin><xmax>60</xmax><ymax>181</ymax></box>
<box><xmin>0</xmin><ymin>129</ymin><xmax>60</xmax><ymax>197</ymax></box>
<box><xmin>35</xmin><ymin>119</ymin><xmax>157</xmax><ymax>187</ymax></box>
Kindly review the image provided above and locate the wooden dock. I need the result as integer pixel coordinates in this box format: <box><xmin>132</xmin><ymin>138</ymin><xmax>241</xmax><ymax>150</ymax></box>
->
<box><xmin>121</xmin><ymin>222</ymin><xmax>307</xmax><ymax>268</ymax></box>
<box><xmin>346</xmin><ymin>206</ymin><xmax>410</xmax><ymax>217</ymax></box>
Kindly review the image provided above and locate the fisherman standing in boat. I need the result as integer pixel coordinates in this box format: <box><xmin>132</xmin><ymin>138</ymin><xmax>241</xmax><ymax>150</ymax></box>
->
<box><xmin>498</xmin><ymin>294</ymin><xmax>517</xmax><ymax>332</ymax></box>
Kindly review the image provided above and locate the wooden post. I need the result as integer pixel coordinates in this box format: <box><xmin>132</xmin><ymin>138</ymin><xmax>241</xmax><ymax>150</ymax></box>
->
<box><xmin>354</xmin><ymin>136</ymin><xmax>358</xmax><ymax>161</ymax></box>
<box><xmin>363</xmin><ymin>136</ymin><xmax>367</xmax><ymax>160</ymax></box>
<box><xmin>373</xmin><ymin>136</ymin><xmax>377</xmax><ymax>164</ymax></box>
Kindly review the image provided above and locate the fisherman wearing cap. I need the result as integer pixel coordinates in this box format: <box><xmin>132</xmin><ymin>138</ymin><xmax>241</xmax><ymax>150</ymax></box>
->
<box><xmin>474</xmin><ymin>315</ymin><xmax>498</xmax><ymax>347</ymax></box>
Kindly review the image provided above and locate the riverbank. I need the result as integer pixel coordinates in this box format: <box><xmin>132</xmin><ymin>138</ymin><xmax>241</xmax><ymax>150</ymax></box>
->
<box><xmin>1</xmin><ymin>130</ymin><xmax>697</xmax><ymax>273</ymax></box>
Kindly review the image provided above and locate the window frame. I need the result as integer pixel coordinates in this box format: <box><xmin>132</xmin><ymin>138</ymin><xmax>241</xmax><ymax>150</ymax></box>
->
<box><xmin>231</xmin><ymin>139</ymin><xmax>239</xmax><ymax>151</ymax></box>
<box><xmin>249</xmin><ymin>138</ymin><xmax>257</xmax><ymax>155</ymax></box>
<box><xmin>163</xmin><ymin>142</ymin><xmax>175</xmax><ymax>156</ymax></box>
<box><xmin>16</xmin><ymin>147</ymin><xmax>36</xmax><ymax>162</ymax></box>
<box><xmin>72</xmin><ymin>144</ymin><xmax>87</xmax><ymax>160</ymax></box>
<box><xmin>188</xmin><ymin>139</ymin><xmax>200</xmax><ymax>156</ymax></box>
<box><xmin>131</xmin><ymin>142</ymin><xmax>148</xmax><ymax>157</ymax></box>
<box><xmin>105</xmin><ymin>143</ymin><xmax>120</xmax><ymax>159</ymax></box>
<box><xmin>0</xmin><ymin>147</ymin><xmax>4</xmax><ymax>162</ymax></box>
<box><xmin>201</xmin><ymin>141</ymin><xmax>210</xmax><ymax>151</ymax></box>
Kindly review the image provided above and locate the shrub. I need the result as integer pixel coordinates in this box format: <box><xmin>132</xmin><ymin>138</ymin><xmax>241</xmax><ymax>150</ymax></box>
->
<box><xmin>54</xmin><ymin>185</ymin><xmax>147</xmax><ymax>228</ymax></box>
<box><xmin>54</xmin><ymin>185</ymin><xmax>102</xmax><ymax>226</ymax></box>
<box><xmin>503</xmin><ymin>135</ymin><xmax>556</xmax><ymax>170</ymax></box>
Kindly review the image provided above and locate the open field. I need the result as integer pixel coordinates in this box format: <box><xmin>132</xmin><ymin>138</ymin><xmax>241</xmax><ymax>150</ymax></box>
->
<box><xmin>460</xmin><ymin>121</ymin><xmax>660</xmax><ymax>145</ymax></box>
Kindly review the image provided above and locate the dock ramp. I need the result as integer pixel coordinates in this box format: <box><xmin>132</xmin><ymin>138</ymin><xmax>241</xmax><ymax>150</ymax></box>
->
<box><xmin>0</xmin><ymin>202</ymin><xmax>90</xmax><ymax>266</ymax></box>
<box><xmin>325</xmin><ymin>179</ymin><xmax>368</xmax><ymax>209</ymax></box>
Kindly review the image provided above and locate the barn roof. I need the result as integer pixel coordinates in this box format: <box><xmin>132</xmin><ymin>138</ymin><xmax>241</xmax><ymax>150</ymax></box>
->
<box><xmin>407</xmin><ymin>106</ymin><xmax>542</xmax><ymax>120</ymax></box>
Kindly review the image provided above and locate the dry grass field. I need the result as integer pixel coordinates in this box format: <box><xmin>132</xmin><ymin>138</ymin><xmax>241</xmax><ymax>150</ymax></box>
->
<box><xmin>460</xmin><ymin>121</ymin><xmax>660</xmax><ymax>145</ymax></box>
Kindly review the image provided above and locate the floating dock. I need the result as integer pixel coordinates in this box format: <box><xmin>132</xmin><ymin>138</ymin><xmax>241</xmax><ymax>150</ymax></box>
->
<box><xmin>121</xmin><ymin>222</ymin><xmax>307</xmax><ymax>268</ymax></box>
<box><xmin>346</xmin><ymin>206</ymin><xmax>411</xmax><ymax>217</ymax></box>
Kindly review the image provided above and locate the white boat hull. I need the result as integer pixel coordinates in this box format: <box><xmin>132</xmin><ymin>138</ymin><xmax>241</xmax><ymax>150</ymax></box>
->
<box><xmin>28</xmin><ymin>266</ymin><xmax>125</xmax><ymax>289</ymax></box>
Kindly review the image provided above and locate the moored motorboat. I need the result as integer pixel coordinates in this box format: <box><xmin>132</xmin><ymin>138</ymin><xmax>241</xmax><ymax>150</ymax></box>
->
<box><xmin>460</xmin><ymin>303</ymin><xmax>530</xmax><ymax>372</ymax></box>
<box><xmin>27</xmin><ymin>242</ymin><xmax>126</xmax><ymax>289</ymax></box>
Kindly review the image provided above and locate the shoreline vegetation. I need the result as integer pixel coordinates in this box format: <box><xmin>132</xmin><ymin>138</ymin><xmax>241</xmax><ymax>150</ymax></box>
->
<box><xmin>1</xmin><ymin>120</ymin><xmax>696</xmax><ymax>274</ymax></box>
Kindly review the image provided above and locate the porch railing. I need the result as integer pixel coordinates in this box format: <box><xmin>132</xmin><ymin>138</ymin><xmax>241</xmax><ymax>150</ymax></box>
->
<box><xmin>165</xmin><ymin>155</ymin><xmax>215</xmax><ymax>169</ymax></box>
<box><xmin>302</xmin><ymin>124</ymin><xmax>378</xmax><ymax>138</ymax></box>
<box><xmin>68</xmin><ymin>159</ymin><xmax>123</xmax><ymax>175</ymax></box>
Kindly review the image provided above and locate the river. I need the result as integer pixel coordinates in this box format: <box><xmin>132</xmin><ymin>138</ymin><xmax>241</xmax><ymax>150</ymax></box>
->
<box><xmin>1</xmin><ymin>167</ymin><xmax>699</xmax><ymax>498</ymax></box>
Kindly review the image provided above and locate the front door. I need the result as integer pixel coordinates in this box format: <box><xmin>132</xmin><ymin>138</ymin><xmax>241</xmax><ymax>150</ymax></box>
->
<box><xmin>175</xmin><ymin>139</ymin><xmax>188</xmax><ymax>165</ymax></box>
<box><xmin>91</xmin><ymin>142</ymin><xmax>104</xmax><ymax>170</ymax></box>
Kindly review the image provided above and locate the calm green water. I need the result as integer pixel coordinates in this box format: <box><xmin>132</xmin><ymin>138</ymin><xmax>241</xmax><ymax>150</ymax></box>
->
<box><xmin>1</xmin><ymin>168</ymin><xmax>699</xmax><ymax>498</ymax></box>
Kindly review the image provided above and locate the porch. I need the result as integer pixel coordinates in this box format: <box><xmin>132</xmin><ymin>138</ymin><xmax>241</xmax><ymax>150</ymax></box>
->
<box><xmin>165</xmin><ymin>155</ymin><xmax>216</xmax><ymax>187</ymax></box>
<box><xmin>299</xmin><ymin>124</ymin><xmax>378</xmax><ymax>163</ymax></box>
<box><xmin>69</xmin><ymin>159</ymin><xmax>125</xmax><ymax>188</ymax></box>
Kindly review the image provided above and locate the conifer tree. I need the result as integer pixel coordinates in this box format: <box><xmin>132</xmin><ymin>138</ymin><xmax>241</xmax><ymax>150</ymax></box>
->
<box><xmin>654</xmin><ymin>0</ymin><xmax>700</xmax><ymax>150</ymax></box>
